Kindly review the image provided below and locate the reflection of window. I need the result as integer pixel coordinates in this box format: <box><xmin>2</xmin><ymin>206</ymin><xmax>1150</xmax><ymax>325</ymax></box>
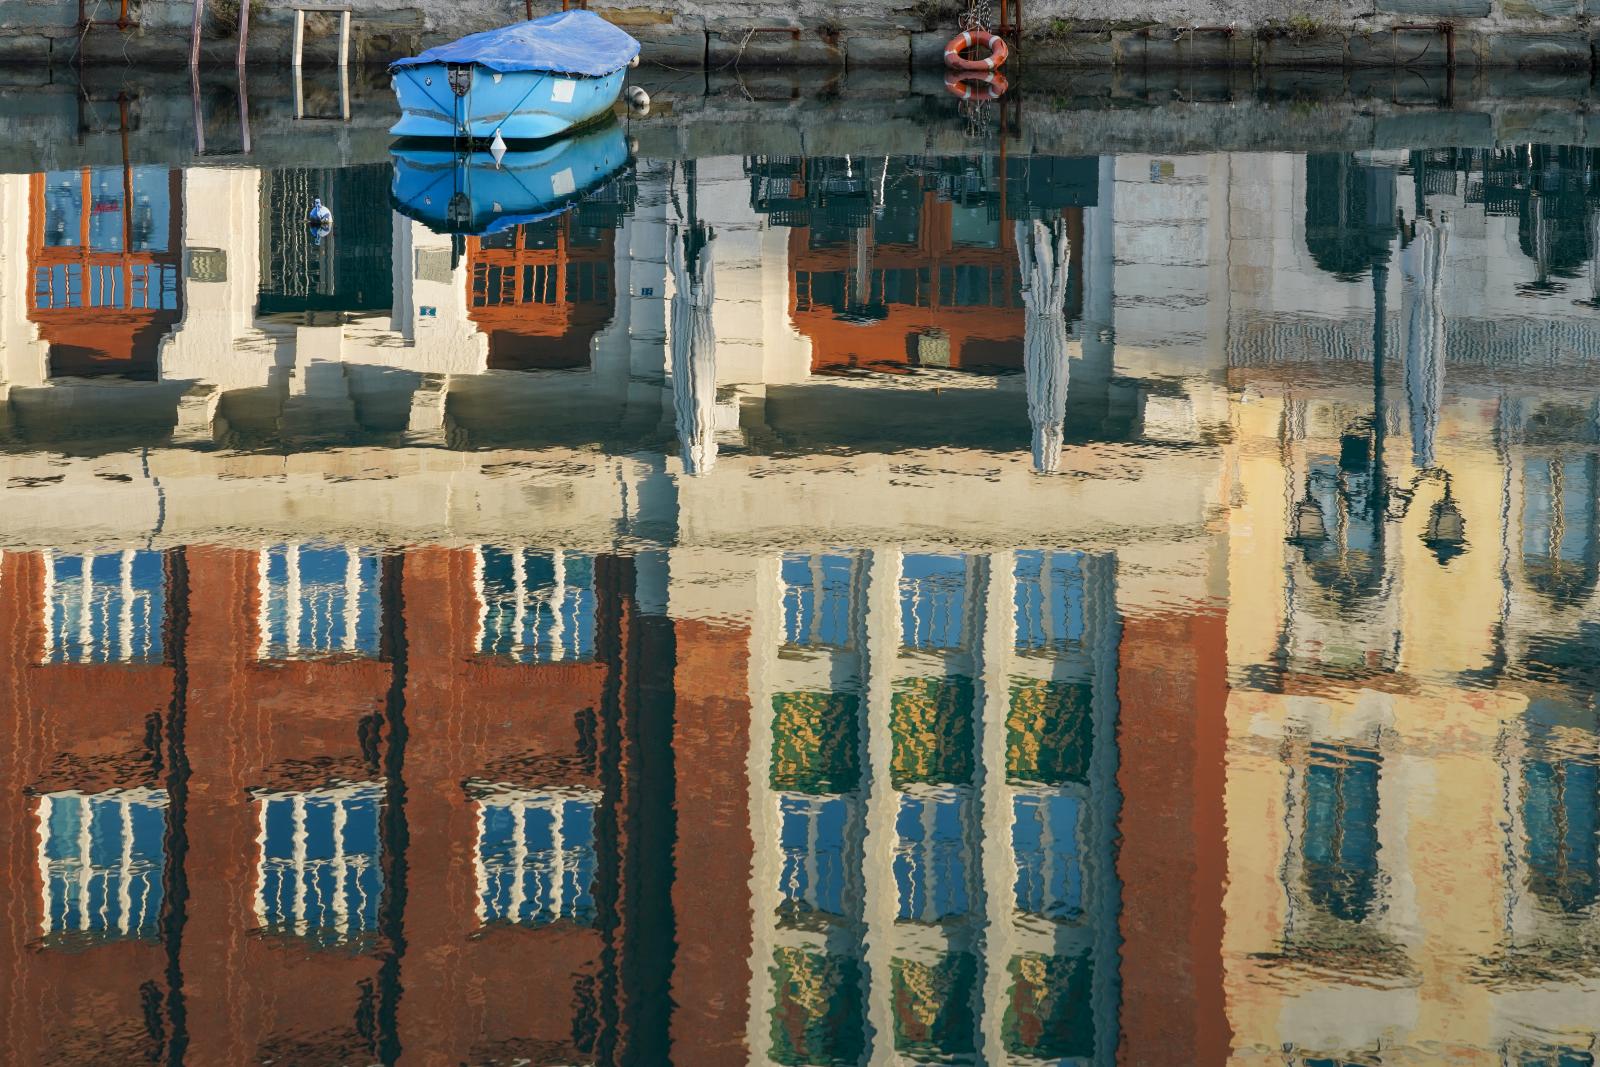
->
<box><xmin>769</xmin><ymin>948</ymin><xmax>864</xmax><ymax>1067</ymax></box>
<box><xmin>475</xmin><ymin>789</ymin><xmax>598</xmax><ymax>927</ymax></box>
<box><xmin>258</xmin><ymin>544</ymin><xmax>382</xmax><ymax>659</ymax></box>
<box><xmin>770</xmin><ymin>691</ymin><xmax>861</xmax><ymax>794</ymax></box>
<box><xmin>891</xmin><ymin>953</ymin><xmax>977</xmax><ymax>1058</ymax></box>
<box><xmin>38</xmin><ymin>789</ymin><xmax>167</xmax><ymax>940</ymax></box>
<box><xmin>256</xmin><ymin>784</ymin><xmax>382</xmax><ymax>944</ymax></box>
<box><xmin>1507</xmin><ymin>1043</ymin><xmax>1597</xmax><ymax>1067</ymax></box>
<box><xmin>1522</xmin><ymin>456</ymin><xmax>1599</xmax><ymax>608</ymax></box>
<box><xmin>1006</xmin><ymin>679</ymin><xmax>1092</xmax><ymax>786</ymax></box>
<box><xmin>891</xmin><ymin>675</ymin><xmax>975</xmax><ymax>787</ymax></box>
<box><xmin>780</xmin><ymin>553</ymin><xmax>861</xmax><ymax>650</ymax></box>
<box><xmin>1003</xmin><ymin>952</ymin><xmax>1094</xmax><ymax>1060</ymax></box>
<box><xmin>1303</xmin><ymin>743</ymin><xmax>1381</xmax><ymax>923</ymax></box>
<box><xmin>938</xmin><ymin>265</ymin><xmax>1008</xmax><ymax>307</ymax></box>
<box><xmin>894</xmin><ymin>788</ymin><xmax>970</xmax><ymax>922</ymax></box>
<box><xmin>42</xmin><ymin>167</ymin><xmax>172</xmax><ymax>254</ymax></box>
<box><xmin>1012</xmin><ymin>790</ymin><xmax>1083</xmax><ymax>921</ymax></box>
<box><xmin>899</xmin><ymin>554</ymin><xmax>968</xmax><ymax>651</ymax></box>
<box><xmin>44</xmin><ymin>549</ymin><xmax>165</xmax><ymax>664</ymax></box>
<box><xmin>777</xmin><ymin>794</ymin><xmax>849</xmax><ymax>921</ymax></box>
<box><xmin>1014</xmin><ymin>550</ymin><xmax>1087</xmax><ymax>652</ymax></box>
<box><xmin>478</xmin><ymin>548</ymin><xmax>596</xmax><ymax>663</ymax></box>
<box><xmin>1523</xmin><ymin>755</ymin><xmax>1599</xmax><ymax>914</ymax></box>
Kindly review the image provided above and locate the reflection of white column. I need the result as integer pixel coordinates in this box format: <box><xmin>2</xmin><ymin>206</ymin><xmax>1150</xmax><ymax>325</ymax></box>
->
<box><xmin>36</xmin><ymin>795</ymin><xmax>53</xmax><ymax>935</ymax></box>
<box><xmin>286</xmin><ymin>544</ymin><xmax>303</xmax><ymax>658</ymax></box>
<box><xmin>256</xmin><ymin>547</ymin><xmax>272</xmax><ymax>659</ymax></box>
<box><xmin>862</xmin><ymin>547</ymin><xmax>901</xmax><ymax>1063</ymax></box>
<box><xmin>77</xmin><ymin>553</ymin><xmax>94</xmax><ymax>665</ymax></box>
<box><xmin>511</xmin><ymin>549</ymin><xmax>528</xmax><ymax>658</ymax></box>
<box><xmin>745</xmin><ymin>555</ymin><xmax>781</xmax><ymax>1063</ymax></box>
<box><xmin>291</xmin><ymin>793</ymin><xmax>308</xmax><ymax>935</ymax></box>
<box><xmin>977</xmin><ymin>551</ymin><xmax>1016</xmax><ymax>1063</ymax></box>
<box><xmin>118</xmin><ymin>801</ymin><xmax>134</xmax><ymax>936</ymax></box>
<box><xmin>119</xmin><ymin>549</ymin><xmax>135</xmax><ymax>663</ymax></box>
<box><xmin>509</xmin><ymin>798</ymin><xmax>528</xmax><ymax>922</ymax></box>
<box><xmin>551</xmin><ymin>548</ymin><xmax>567</xmax><ymax>661</ymax></box>
<box><xmin>75</xmin><ymin>796</ymin><xmax>91</xmax><ymax>930</ymax></box>
<box><xmin>332</xmin><ymin>797</ymin><xmax>350</xmax><ymax>936</ymax></box>
<box><xmin>341</xmin><ymin>547</ymin><xmax>360</xmax><ymax>653</ymax></box>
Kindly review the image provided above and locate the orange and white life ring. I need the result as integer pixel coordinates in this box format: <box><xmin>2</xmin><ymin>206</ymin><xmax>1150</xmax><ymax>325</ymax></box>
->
<box><xmin>944</xmin><ymin>28</ymin><xmax>1009</xmax><ymax>71</ymax></box>
<box><xmin>944</xmin><ymin>69</ymin><xmax>1009</xmax><ymax>101</ymax></box>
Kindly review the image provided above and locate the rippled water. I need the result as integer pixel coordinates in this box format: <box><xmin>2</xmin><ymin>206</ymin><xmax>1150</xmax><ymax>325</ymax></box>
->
<box><xmin>1</xmin><ymin>68</ymin><xmax>1599</xmax><ymax>1066</ymax></box>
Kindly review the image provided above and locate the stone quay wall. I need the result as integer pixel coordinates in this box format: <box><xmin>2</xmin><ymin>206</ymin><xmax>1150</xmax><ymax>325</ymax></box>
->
<box><xmin>2</xmin><ymin>0</ymin><xmax>1597</xmax><ymax>71</ymax></box>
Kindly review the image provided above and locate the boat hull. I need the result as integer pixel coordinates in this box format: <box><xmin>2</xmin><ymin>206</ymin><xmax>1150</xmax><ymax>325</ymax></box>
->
<box><xmin>390</xmin><ymin>118</ymin><xmax>632</xmax><ymax>234</ymax></box>
<box><xmin>389</xmin><ymin>65</ymin><xmax>624</xmax><ymax>141</ymax></box>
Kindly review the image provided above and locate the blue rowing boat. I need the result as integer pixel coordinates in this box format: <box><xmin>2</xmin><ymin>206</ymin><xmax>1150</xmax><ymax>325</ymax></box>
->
<box><xmin>389</xmin><ymin>11</ymin><xmax>640</xmax><ymax>142</ymax></box>
<box><xmin>389</xmin><ymin>116</ymin><xmax>633</xmax><ymax>234</ymax></box>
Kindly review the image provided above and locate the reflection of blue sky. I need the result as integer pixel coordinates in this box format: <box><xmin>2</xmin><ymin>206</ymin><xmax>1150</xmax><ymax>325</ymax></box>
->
<box><xmin>1012</xmin><ymin>791</ymin><xmax>1084</xmax><ymax>921</ymax></box>
<box><xmin>1013</xmin><ymin>549</ymin><xmax>1087</xmax><ymax>651</ymax></box>
<box><xmin>894</xmin><ymin>790</ymin><xmax>969</xmax><ymax>921</ymax></box>
<box><xmin>778</xmin><ymin>794</ymin><xmax>849</xmax><ymax>918</ymax></box>
<box><xmin>261</xmin><ymin>545</ymin><xmax>382</xmax><ymax>658</ymax></box>
<box><xmin>900</xmin><ymin>553</ymin><xmax>967</xmax><ymax>651</ymax></box>
<box><xmin>478</xmin><ymin>795</ymin><xmax>596</xmax><ymax>927</ymax></box>
<box><xmin>780</xmin><ymin>553</ymin><xmax>857</xmax><ymax>649</ymax></box>
<box><xmin>41</xmin><ymin>791</ymin><xmax>167</xmax><ymax>939</ymax></box>
<box><xmin>47</xmin><ymin>550</ymin><xmax>165</xmax><ymax>664</ymax></box>
<box><xmin>259</xmin><ymin>786</ymin><xmax>382</xmax><ymax>942</ymax></box>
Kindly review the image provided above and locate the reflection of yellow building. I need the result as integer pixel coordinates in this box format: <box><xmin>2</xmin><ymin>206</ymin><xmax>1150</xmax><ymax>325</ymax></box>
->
<box><xmin>1223</xmin><ymin>386</ymin><xmax>1600</xmax><ymax>1065</ymax></box>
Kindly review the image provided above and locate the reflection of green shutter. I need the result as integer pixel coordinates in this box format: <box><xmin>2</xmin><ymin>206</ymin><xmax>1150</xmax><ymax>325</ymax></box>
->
<box><xmin>771</xmin><ymin>691</ymin><xmax>861</xmax><ymax>794</ymax></box>
<box><xmin>891</xmin><ymin>952</ymin><xmax>977</xmax><ymax>1057</ymax></box>
<box><xmin>1003</xmin><ymin>952</ymin><xmax>1094</xmax><ymax>1059</ymax></box>
<box><xmin>1006</xmin><ymin>679</ymin><xmax>1093</xmax><ymax>786</ymax></box>
<box><xmin>769</xmin><ymin>947</ymin><xmax>865</xmax><ymax>1066</ymax></box>
<box><xmin>891</xmin><ymin>676</ymin><xmax>975</xmax><ymax>787</ymax></box>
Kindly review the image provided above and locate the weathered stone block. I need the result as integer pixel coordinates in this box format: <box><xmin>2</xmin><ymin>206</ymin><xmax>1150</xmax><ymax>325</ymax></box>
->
<box><xmin>1346</xmin><ymin>30</ymin><xmax>1394</xmax><ymax>66</ymax></box>
<box><xmin>1390</xmin><ymin>28</ymin><xmax>1451</xmax><ymax>66</ymax></box>
<box><xmin>846</xmin><ymin>32</ymin><xmax>910</xmax><ymax>66</ymax></box>
<box><xmin>1485</xmin><ymin>31</ymin><xmax>1589</xmax><ymax>67</ymax></box>
<box><xmin>708</xmin><ymin>27</ymin><xmax>842</xmax><ymax>67</ymax></box>
<box><xmin>1259</xmin><ymin>32</ymin><xmax>1347</xmax><ymax>67</ymax></box>
<box><xmin>1378</xmin><ymin>0</ymin><xmax>1491</xmax><ymax>13</ymax></box>
<box><xmin>1502</xmin><ymin>0</ymin><xmax>1582</xmax><ymax>16</ymax></box>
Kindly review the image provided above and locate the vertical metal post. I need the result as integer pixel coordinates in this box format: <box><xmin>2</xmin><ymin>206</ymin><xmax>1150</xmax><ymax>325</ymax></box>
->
<box><xmin>235</xmin><ymin>0</ymin><xmax>250</xmax><ymax>68</ymax></box>
<box><xmin>189</xmin><ymin>0</ymin><xmax>206</xmax><ymax>68</ymax></box>
<box><xmin>292</xmin><ymin>8</ymin><xmax>306</xmax><ymax>68</ymax></box>
<box><xmin>338</xmin><ymin>9</ymin><xmax>351</xmax><ymax>68</ymax></box>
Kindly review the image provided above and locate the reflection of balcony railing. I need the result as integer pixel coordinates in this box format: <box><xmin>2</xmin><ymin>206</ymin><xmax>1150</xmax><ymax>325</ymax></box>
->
<box><xmin>257</xmin><ymin>544</ymin><xmax>383</xmax><ymax>660</ymax></box>
<box><xmin>474</xmin><ymin>788</ymin><xmax>598</xmax><ymax>928</ymax></box>
<box><xmin>780</xmin><ymin>552</ymin><xmax>861</xmax><ymax>651</ymax></box>
<box><xmin>43</xmin><ymin>549</ymin><xmax>166</xmax><ymax>665</ymax></box>
<box><xmin>1011</xmin><ymin>789</ymin><xmax>1084</xmax><ymax>922</ymax></box>
<box><xmin>477</xmin><ymin>547</ymin><xmax>597</xmax><ymax>664</ymax></box>
<box><xmin>893</xmin><ymin>787</ymin><xmax>970</xmax><ymax>923</ymax></box>
<box><xmin>777</xmin><ymin>793</ymin><xmax>852</xmax><ymax>924</ymax></box>
<box><xmin>1013</xmin><ymin>549</ymin><xmax>1088</xmax><ymax>654</ymax></box>
<box><xmin>38</xmin><ymin>788</ymin><xmax>167</xmax><ymax>941</ymax></box>
<box><xmin>254</xmin><ymin>783</ymin><xmax>383</xmax><ymax>945</ymax></box>
<box><xmin>899</xmin><ymin>554</ymin><xmax>968</xmax><ymax>652</ymax></box>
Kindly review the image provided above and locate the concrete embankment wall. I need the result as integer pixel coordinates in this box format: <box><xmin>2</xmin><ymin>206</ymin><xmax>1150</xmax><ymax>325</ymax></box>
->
<box><xmin>3</xmin><ymin>0</ymin><xmax>1600</xmax><ymax>70</ymax></box>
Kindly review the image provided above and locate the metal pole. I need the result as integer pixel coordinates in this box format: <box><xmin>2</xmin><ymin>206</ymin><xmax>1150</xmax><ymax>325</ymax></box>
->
<box><xmin>190</xmin><ymin>0</ymin><xmax>205</xmax><ymax>69</ymax></box>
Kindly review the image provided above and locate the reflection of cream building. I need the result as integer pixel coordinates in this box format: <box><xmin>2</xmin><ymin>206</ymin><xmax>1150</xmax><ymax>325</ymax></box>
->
<box><xmin>1221</xmin><ymin>147</ymin><xmax>1600</xmax><ymax>1066</ymax></box>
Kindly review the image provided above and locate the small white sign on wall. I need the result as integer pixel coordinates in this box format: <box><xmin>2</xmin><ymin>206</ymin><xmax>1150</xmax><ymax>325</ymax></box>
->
<box><xmin>551</xmin><ymin>168</ymin><xmax>575</xmax><ymax>196</ymax></box>
<box><xmin>551</xmin><ymin>79</ymin><xmax>576</xmax><ymax>103</ymax></box>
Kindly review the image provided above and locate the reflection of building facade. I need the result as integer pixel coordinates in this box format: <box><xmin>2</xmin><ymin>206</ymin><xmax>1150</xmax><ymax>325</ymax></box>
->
<box><xmin>1</xmin><ymin>136</ymin><xmax>1598</xmax><ymax>1065</ymax></box>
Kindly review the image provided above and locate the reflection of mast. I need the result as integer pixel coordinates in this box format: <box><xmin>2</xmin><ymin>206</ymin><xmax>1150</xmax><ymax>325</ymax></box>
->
<box><xmin>1016</xmin><ymin>218</ymin><xmax>1071</xmax><ymax>473</ymax></box>
<box><xmin>375</xmin><ymin>553</ymin><xmax>410</xmax><ymax>1063</ymax></box>
<box><xmin>670</xmin><ymin>160</ymin><xmax>717</xmax><ymax>476</ymax></box>
<box><xmin>159</xmin><ymin>548</ymin><xmax>192</xmax><ymax>1063</ymax></box>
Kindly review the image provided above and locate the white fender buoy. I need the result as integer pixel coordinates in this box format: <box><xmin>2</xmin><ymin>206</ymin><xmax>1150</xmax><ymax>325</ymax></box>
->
<box><xmin>625</xmin><ymin>85</ymin><xmax>650</xmax><ymax>116</ymax></box>
<box><xmin>630</xmin><ymin>53</ymin><xmax>640</xmax><ymax>67</ymax></box>
<box><xmin>490</xmin><ymin>129</ymin><xmax>507</xmax><ymax>166</ymax></box>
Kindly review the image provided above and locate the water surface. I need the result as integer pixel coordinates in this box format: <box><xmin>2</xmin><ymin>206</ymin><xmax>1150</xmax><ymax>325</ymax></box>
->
<box><xmin>1</xmin><ymin>70</ymin><xmax>1598</xmax><ymax>1066</ymax></box>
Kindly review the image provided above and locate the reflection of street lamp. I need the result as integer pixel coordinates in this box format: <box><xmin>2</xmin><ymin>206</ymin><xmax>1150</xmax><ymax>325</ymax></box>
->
<box><xmin>1422</xmin><ymin>482</ymin><xmax>1467</xmax><ymax>564</ymax></box>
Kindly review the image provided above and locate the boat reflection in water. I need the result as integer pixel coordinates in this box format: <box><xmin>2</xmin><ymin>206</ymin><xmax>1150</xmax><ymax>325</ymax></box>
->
<box><xmin>1</xmin><ymin>102</ymin><xmax>1600</xmax><ymax>1065</ymax></box>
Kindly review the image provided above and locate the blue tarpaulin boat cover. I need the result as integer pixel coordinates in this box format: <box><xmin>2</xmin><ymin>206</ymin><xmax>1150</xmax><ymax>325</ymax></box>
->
<box><xmin>390</xmin><ymin>11</ymin><xmax>640</xmax><ymax>78</ymax></box>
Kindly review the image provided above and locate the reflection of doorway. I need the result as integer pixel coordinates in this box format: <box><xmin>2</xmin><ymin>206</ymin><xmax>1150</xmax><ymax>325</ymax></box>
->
<box><xmin>257</xmin><ymin>164</ymin><xmax>393</xmax><ymax>316</ymax></box>
<box><xmin>27</xmin><ymin>167</ymin><xmax>182</xmax><ymax>380</ymax></box>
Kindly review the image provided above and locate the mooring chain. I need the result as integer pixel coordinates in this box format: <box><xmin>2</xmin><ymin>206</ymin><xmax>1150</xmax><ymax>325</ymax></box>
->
<box><xmin>959</xmin><ymin>0</ymin><xmax>993</xmax><ymax>33</ymax></box>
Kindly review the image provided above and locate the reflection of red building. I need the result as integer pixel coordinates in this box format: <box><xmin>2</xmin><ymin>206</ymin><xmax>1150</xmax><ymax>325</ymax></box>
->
<box><xmin>467</xmin><ymin>217</ymin><xmax>616</xmax><ymax>372</ymax></box>
<box><xmin>0</xmin><ymin>545</ymin><xmax>752</xmax><ymax>1064</ymax></box>
<box><xmin>786</xmin><ymin>191</ymin><xmax>1082</xmax><ymax>376</ymax></box>
<box><xmin>28</xmin><ymin>167</ymin><xmax>183</xmax><ymax>381</ymax></box>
